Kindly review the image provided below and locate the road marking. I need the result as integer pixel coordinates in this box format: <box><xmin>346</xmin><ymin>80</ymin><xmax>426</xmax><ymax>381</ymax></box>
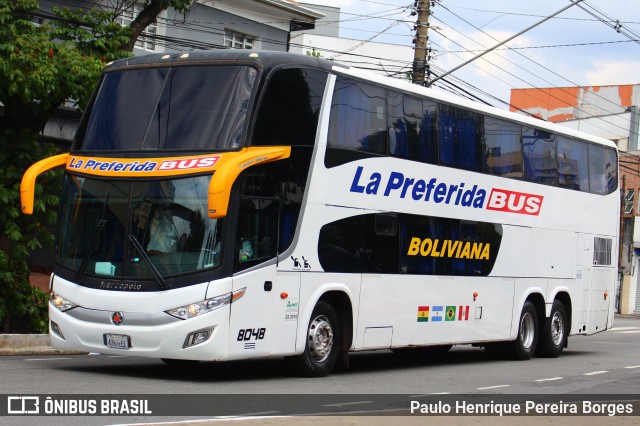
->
<box><xmin>609</xmin><ymin>327</ymin><xmax>639</xmax><ymax>331</ymax></box>
<box><xmin>584</xmin><ymin>370</ymin><xmax>608</xmax><ymax>376</ymax></box>
<box><xmin>322</xmin><ymin>401</ymin><xmax>373</xmax><ymax>408</ymax></box>
<box><xmin>535</xmin><ymin>377</ymin><xmax>563</xmax><ymax>382</ymax></box>
<box><xmin>25</xmin><ymin>357</ymin><xmax>71</xmax><ymax>361</ymax></box>
<box><xmin>477</xmin><ymin>385</ymin><xmax>510</xmax><ymax>390</ymax></box>
<box><xmin>111</xmin><ymin>415</ymin><xmax>290</xmax><ymax>425</ymax></box>
<box><xmin>615</xmin><ymin>330</ymin><xmax>640</xmax><ymax>334</ymax></box>
<box><xmin>625</xmin><ymin>365</ymin><xmax>640</xmax><ymax>369</ymax></box>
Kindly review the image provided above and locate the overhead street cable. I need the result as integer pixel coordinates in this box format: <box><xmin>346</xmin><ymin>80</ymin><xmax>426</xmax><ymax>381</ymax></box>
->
<box><xmin>34</xmin><ymin>0</ymin><xmax>640</xmax><ymax>142</ymax></box>
<box><xmin>431</xmin><ymin>4</ymin><xmax>638</xmax><ymax>139</ymax></box>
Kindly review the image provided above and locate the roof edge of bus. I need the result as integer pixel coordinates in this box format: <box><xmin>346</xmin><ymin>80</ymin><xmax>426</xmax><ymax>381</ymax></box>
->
<box><xmin>333</xmin><ymin>65</ymin><xmax>619</xmax><ymax>151</ymax></box>
<box><xmin>104</xmin><ymin>49</ymin><xmax>345</xmax><ymax>73</ymax></box>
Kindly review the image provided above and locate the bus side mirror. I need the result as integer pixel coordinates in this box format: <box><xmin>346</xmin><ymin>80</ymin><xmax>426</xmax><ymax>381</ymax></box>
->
<box><xmin>20</xmin><ymin>154</ymin><xmax>68</xmax><ymax>214</ymax></box>
<box><xmin>207</xmin><ymin>147</ymin><xmax>291</xmax><ymax>219</ymax></box>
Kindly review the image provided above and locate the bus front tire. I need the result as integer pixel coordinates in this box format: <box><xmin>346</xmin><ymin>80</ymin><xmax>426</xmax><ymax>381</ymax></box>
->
<box><xmin>536</xmin><ymin>300</ymin><xmax>567</xmax><ymax>358</ymax></box>
<box><xmin>293</xmin><ymin>301</ymin><xmax>341</xmax><ymax>377</ymax></box>
<box><xmin>508</xmin><ymin>301</ymin><xmax>538</xmax><ymax>360</ymax></box>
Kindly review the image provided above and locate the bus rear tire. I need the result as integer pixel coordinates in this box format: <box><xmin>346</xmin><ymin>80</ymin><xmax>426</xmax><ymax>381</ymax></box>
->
<box><xmin>293</xmin><ymin>300</ymin><xmax>341</xmax><ymax>377</ymax></box>
<box><xmin>536</xmin><ymin>300</ymin><xmax>567</xmax><ymax>358</ymax></box>
<box><xmin>508</xmin><ymin>301</ymin><xmax>538</xmax><ymax>360</ymax></box>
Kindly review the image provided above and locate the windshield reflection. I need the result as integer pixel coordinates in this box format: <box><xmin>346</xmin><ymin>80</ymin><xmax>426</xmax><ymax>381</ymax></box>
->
<box><xmin>58</xmin><ymin>174</ymin><xmax>222</xmax><ymax>280</ymax></box>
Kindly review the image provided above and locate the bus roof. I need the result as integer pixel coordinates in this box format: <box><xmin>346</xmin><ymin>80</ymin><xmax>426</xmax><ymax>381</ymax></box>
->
<box><xmin>104</xmin><ymin>49</ymin><xmax>341</xmax><ymax>74</ymax></box>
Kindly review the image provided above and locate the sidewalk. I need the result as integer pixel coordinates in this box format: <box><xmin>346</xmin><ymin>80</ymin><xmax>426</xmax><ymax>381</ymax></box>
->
<box><xmin>0</xmin><ymin>334</ymin><xmax>84</xmax><ymax>356</ymax></box>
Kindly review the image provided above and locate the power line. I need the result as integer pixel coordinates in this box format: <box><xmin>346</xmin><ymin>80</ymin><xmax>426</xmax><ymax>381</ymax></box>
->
<box><xmin>430</xmin><ymin>5</ymin><xmax>638</xmax><ymax>138</ymax></box>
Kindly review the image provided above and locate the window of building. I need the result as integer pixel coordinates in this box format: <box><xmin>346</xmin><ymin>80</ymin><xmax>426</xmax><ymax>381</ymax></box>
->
<box><xmin>224</xmin><ymin>29</ymin><xmax>254</xmax><ymax>49</ymax></box>
<box><xmin>30</xmin><ymin>16</ymin><xmax>45</xmax><ymax>26</ymax></box>
<box><xmin>120</xmin><ymin>3</ymin><xmax>157</xmax><ymax>51</ymax></box>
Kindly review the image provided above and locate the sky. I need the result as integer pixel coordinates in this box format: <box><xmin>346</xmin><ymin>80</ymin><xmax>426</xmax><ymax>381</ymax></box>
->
<box><xmin>301</xmin><ymin>0</ymin><xmax>640</xmax><ymax>109</ymax></box>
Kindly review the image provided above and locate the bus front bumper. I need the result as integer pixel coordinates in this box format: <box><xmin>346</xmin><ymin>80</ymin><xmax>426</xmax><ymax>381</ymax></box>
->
<box><xmin>48</xmin><ymin>304</ymin><xmax>230</xmax><ymax>361</ymax></box>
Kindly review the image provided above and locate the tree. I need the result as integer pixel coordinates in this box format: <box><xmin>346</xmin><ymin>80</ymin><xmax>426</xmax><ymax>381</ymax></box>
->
<box><xmin>0</xmin><ymin>0</ymin><xmax>130</xmax><ymax>332</ymax></box>
<box><xmin>121</xmin><ymin>0</ymin><xmax>194</xmax><ymax>51</ymax></box>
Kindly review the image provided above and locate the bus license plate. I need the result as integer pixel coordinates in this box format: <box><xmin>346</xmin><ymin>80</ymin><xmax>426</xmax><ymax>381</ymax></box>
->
<box><xmin>104</xmin><ymin>333</ymin><xmax>131</xmax><ymax>349</ymax></box>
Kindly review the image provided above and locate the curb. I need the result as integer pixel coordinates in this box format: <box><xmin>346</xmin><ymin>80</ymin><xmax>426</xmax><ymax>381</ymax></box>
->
<box><xmin>0</xmin><ymin>334</ymin><xmax>86</xmax><ymax>356</ymax></box>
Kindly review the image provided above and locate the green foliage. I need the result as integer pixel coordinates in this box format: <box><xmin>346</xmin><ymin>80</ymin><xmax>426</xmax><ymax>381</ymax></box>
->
<box><xmin>0</xmin><ymin>0</ymin><xmax>130</xmax><ymax>333</ymax></box>
<box><xmin>0</xmin><ymin>130</ymin><xmax>59</xmax><ymax>333</ymax></box>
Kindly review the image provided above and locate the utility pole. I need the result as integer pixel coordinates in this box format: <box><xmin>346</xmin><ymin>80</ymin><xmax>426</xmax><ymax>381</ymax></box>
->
<box><xmin>412</xmin><ymin>0</ymin><xmax>431</xmax><ymax>85</ymax></box>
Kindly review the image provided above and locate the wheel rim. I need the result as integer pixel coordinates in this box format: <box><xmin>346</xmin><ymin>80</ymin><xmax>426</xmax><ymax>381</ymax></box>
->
<box><xmin>307</xmin><ymin>315</ymin><xmax>334</xmax><ymax>363</ymax></box>
<box><xmin>550</xmin><ymin>311</ymin><xmax>565</xmax><ymax>346</ymax></box>
<box><xmin>519</xmin><ymin>312</ymin><xmax>535</xmax><ymax>349</ymax></box>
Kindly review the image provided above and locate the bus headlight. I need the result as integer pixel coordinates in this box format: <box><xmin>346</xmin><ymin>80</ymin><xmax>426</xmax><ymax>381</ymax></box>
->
<box><xmin>50</xmin><ymin>292</ymin><xmax>78</xmax><ymax>312</ymax></box>
<box><xmin>165</xmin><ymin>287</ymin><xmax>246</xmax><ymax>320</ymax></box>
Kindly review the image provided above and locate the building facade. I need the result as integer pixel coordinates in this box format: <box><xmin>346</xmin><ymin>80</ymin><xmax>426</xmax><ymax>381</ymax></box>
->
<box><xmin>37</xmin><ymin>0</ymin><xmax>323</xmax><ymax>54</ymax></box>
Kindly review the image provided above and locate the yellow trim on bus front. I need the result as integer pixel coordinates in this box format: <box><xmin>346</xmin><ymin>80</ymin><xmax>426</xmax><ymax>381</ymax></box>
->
<box><xmin>20</xmin><ymin>147</ymin><xmax>291</xmax><ymax>218</ymax></box>
<box><xmin>20</xmin><ymin>154</ymin><xmax>68</xmax><ymax>214</ymax></box>
<box><xmin>207</xmin><ymin>147</ymin><xmax>291</xmax><ymax>218</ymax></box>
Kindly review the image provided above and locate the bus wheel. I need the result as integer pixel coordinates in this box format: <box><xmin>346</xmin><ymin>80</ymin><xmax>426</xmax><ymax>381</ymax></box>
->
<box><xmin>536</xmin><ymin>300</ymin><xmax>567</xmax><ymax>358</ymax></box>
<box><xmin>294</xmin><ymin>301</ymin><xmax>341</xmax><ymax>377</ymax></box>
<box><xmin>509</xmin><ymin>301</ymin><xmax>538</xmax><ymax>360</ymax></box>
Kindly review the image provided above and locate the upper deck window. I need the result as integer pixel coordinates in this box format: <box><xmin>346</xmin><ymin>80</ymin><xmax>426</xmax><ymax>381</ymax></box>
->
<box><xmin>76</xmin><ymin>65</ymin><xmax>257</xmax><ymax>152</ymax></box>
<box><xmin>252</xmin><ymin>68</ymin><xmax>327</xmax><ymax>147</ymax></box>
<box><xmin>328</xmin><ymin>78</ymin><xmax>387</xmax><ymax>154</ymax></box>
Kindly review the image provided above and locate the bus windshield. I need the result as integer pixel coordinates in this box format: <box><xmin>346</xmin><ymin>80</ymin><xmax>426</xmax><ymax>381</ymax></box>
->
<box><xmin>58</xmin><ymin>174</ymin><xmax>223</xmax><ymax>281</ymax></box>
<box><xmin>76</xmin><ymin>65</ymin><xmax>258</xmax><ymax>151</ymax></box>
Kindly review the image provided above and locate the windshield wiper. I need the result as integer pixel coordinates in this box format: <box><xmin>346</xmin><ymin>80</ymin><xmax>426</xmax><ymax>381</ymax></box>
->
<box><xmin>128</xmin><ymin>235</ymin><xmax>170</xmax><ymax>291</ymax></box>
<box><xmin>76</xmin><ymin>192</ymin><xmax>110</xmax><ymax>281</ymax></box>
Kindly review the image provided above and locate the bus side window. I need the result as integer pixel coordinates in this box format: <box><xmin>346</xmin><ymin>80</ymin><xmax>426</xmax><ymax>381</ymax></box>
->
<box><xmin>523</xmin><ymin>127</ymin><xmax>558</xmax><ymax>186</ymax></box>
<box><xmin>234</xmin><ymin>197</ymin><xmax>279</xmax><ymax>272</ymax></box>
<box><xmin>484</xmin><ymin>116</ymin><xmax>523</xmax><ymax>178</ymax></box>
<box><xmin>328</xmin><ymin>77</ymin><xmax>387</xmax><ymax>154</ymax></box>
<box><xmin>588</xmin><ymin>144</ymin><xmax>606</xmax><ymax>194</ymax></box>
<box><xmin>252</xmin><ymin>68</ymin><xmax>327</xmax><ymax>147</ymax></box>
<box><xmin>438</xmin><ymin>105</ymin><xmax>484</xmax><ymax>172</ymax></box>
<box><xmin>557</xmin><ymin>136</ymin><xmax>589</xmax><ymax>191</ymax></box>
<box><xmin>604</xmin><ymin>147</ymin><xmax>618</xmax><ymax>193</ymax></box>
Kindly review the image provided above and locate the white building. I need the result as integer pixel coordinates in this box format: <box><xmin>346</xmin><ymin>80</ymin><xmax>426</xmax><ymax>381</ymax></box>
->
<box><xmin>289</xmin><ymin>33</ymin><xmax>414</xmax><ymax>81</ymax></box>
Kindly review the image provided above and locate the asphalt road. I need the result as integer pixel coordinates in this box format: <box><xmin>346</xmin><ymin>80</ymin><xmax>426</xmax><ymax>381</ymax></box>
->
<box><xmin>1</xmin><ymin>315</ymin><xmax>639</xmax><ymax>425</ymax></box>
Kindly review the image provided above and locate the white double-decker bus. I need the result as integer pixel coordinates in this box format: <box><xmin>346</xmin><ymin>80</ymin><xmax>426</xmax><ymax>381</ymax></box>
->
<box><xmin>22</xmin><ymin>51</ymin><xmax>619</xmax><ymax>376</ymax></box>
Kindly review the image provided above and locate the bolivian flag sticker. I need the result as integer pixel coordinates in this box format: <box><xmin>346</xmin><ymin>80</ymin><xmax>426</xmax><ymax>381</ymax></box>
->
<box><xmin>417</xmin><ymin>306</ymin><xmax>430</xmax><ymax>322</ymax></box>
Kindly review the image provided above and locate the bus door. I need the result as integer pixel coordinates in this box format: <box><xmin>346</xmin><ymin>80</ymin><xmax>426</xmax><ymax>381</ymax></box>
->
<box><xmin>576</xmin><ymin>234</ymin><xmax>615</xmax><ymax>334</ymax></box>
<box><xmin>228</xmin><ymin>197</ymin><xmax>283</xmax><ymax>359</ymax></box>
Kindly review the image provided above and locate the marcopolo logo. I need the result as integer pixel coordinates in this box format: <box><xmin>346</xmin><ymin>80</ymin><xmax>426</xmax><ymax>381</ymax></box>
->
<box><xmin>349</xmin><ymin>166</ymin><xmax>543</xmax><ymax>216</ymax></box>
